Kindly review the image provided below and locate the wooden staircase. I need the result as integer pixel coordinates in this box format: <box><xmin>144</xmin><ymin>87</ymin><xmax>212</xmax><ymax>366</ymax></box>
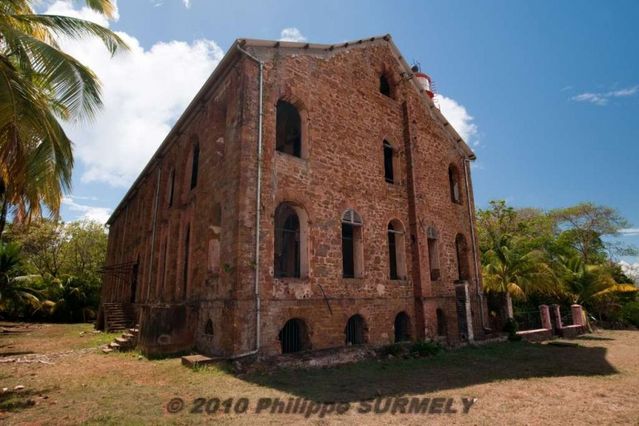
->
<box><xmin>103</xmin><ymin>303</ymin><xmax>135</xmax><ymax>332</ymax></box>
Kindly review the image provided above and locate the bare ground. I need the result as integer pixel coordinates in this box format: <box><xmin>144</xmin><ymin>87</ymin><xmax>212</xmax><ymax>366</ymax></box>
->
<box><xmin>0</xmin><ymin>322</ymin><xmax>637</xmax><ymax>425</ymax></box>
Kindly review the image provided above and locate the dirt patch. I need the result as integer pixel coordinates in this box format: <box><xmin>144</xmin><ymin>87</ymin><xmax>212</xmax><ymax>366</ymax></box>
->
<box><xmin>0</xmin><ymin>323</ymin><xmax>638</xmax><ymax>425</ymax></box>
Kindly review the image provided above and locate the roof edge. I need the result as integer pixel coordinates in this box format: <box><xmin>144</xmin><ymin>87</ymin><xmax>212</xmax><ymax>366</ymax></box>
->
<box><xmin>106</xmin><ymin>40</ymin><xmax>242</xmax><ymax>225</ymax></box>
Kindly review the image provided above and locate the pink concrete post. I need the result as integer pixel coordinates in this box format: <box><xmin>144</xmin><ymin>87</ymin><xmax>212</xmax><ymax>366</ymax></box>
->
<box><xmin>539</xmin><ymin>305</ymin><xmax>551</xmax><ymax>330</ymax></box>
<box><xmin>571</xmin><ymin>304</ymin><xmax>584</xmax><ymax>327</ymax></box>
<box><xmin>551</xmin><ymin>304</ymin><xmax>563</xmax><ymax>331</ymax></box>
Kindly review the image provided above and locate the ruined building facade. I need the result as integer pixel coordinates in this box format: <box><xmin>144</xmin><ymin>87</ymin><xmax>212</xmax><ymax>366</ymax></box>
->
<box><xmin>99</xmin><ymin>35</ymin><xmax>489</xmax><ymax>357</ymax></box>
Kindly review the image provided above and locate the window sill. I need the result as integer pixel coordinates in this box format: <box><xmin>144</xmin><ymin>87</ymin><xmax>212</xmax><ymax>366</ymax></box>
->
<box><xmin>275</xmin><ymin>150</ymin><xmax>309</xmax><ymax>164</ymax></box>
<box><xmin>274</xmin><ymin>276</ymin><xmax>310</xmax><ymax>284</ymax></box>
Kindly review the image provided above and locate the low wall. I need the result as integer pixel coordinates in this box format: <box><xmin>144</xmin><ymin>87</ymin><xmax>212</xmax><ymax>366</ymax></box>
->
<box><xmin>558</xmin><ymin>324</ymin><xmax>586</xmax><ymax>338</ymax></box>
<box><xmin>516</xmin><ymin>328</ymin><xmax>552</xmax><ymax>342</ymax></box>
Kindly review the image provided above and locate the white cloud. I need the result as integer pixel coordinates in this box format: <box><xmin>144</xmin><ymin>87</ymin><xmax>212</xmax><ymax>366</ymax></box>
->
<box><xmin>279</xmin><ymin>28</ymin><xmax>306</xmax><ymax>42</ymax></box>
<box><xmin>572</xmin><ymin>85</ymin><xmax>639</xmax><ymax>106</ymax></box>
<box><xmin>45</xmin><ymin>1</ymin><xmax>224</xmax><ymax>187</ymax></box>
<box><xmin>182</xmin><ymin>0</ymin><xmax>191</xmax><ymax>8</ymax></box>
<box><xmin>435</xmin><ymin>95</ymin><xmax>479</xmax><ymax>146</ymax></box>
<box><xmin>620</xmin><ymin>228</ymin><xmax>639</xmax><ymax>237</ymax></box>
<box><xmin>62</xmin><ymin>196</ymin><xmax>112</xmax><ymax>224</ymax></box>
<box><xmin>619</xmin><ymin>261</ymin><xmax>639</xmax><ymax>285</ymax></box>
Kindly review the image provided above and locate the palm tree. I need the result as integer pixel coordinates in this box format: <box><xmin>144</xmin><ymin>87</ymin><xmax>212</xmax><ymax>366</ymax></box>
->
<box><xmin>0</xmin><ymin>241</ymin><xmax>40</xmax><ymax>315</ymax></box>
<box><xmin>0</xmin><ymin>0</ymin><xmax>127</xmax><ymax>235</ymax></box>
<box><xmin>555</xmin><ymin>256</ymin><xmax>637</xmax><ymax>307</ymax></box>
<box><xmin>482</xmin><ymin>236</ymin><xmax>555</xmax><ymax>322</ymax></box>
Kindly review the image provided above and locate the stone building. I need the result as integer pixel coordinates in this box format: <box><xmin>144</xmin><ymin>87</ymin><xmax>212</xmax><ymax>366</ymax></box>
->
<box><xmin>98</xmin><ymin>34</ymin><xmax>489</xmax><ymax>357</ymax></box>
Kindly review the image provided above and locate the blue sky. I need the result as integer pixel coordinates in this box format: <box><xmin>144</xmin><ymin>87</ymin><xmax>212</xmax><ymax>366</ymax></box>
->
<box><xmin>51</xmin><ymin>0</ymin><xmax>639</xmax><ymax>266</ymax></box>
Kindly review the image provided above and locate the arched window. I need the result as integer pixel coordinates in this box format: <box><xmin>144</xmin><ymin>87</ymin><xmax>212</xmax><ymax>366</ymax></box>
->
<box><xmin>274</xmin><ymin>204</ymin><xmax>301</xmax><ymax>278</ymax></box>
<box><xmin>190</xmin><ymin>142</ymin><xmax>199</xmax><ymax>190</ymax></box>
<box><xmin>436</xmin><ymin>308</ymin><xmax>447</xmax><ymax>337</ymax></box>
<box><xmin>380</xmin><ymin>75</ymin><xmax>391</xmax><ymax>97</ymax></box>
<box><xmin>276</xmin><ymin>100</ymin><xmax>302</xmax><ymax>157</ymax></box>
<box><xmin>427</xmin><ymin>227</ymin><xmax>441</xmax><ymax>281</ymax></box>
<box><xmin>449</xmin><ymin>164</ymin><xmax>461</xmax><ymax>204</ymax></box>
<box><xmin>342</xmin><ymin>209</ymin><xmax>363</xmax><ymax>278</ymax></box>
<box><xmin>204</xmin><ymin>318</ymin><xmax>214</xmax><ymax>336</ymax></box>
<box><xmin>455</xmin><ymin>234</ymin><xmax>470</xmax><ymax>282</ymax></box>
<box><xmin>394</xmin><ymin>312</ymin><xmax>411</xmax><ymax>342</ymax></box>
<box><xmin>387</xmin><ymin>220</ymin><xmax>407</xmax><ymax>280</ymax></box>
<box><xmin>167</xmin><ymin>168</ymin><xmax>175</xmax><ymax>207</ymax></box>
<box><xmin>345</xmin><ymin>314</ymin><xmax>367</xmax><ymax>345</ymax></box>
<box><xmin>279</xmin><ymin>318</ymin><xmax>310</xmax><ymax>353</ymax></box>
<box><xmin>183</xmin><ymin>224</ymin><xmax>191</xmax><ymax>298</ymax></box>
<box><xmin>383</xmin><ymin>140</ymin><xmax>394</xmax><ymax>183</ymax></box>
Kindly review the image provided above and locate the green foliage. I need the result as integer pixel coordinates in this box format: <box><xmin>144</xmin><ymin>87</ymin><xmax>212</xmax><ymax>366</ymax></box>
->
<box><xmin>381</xmin><ymin>343</ymin><xmax>405</xmax><ymax>357</ymax></box>
<box><xmin>503</xmin><ymin>318</ymin><xmax>522</xmax><ymax>341</ymax></box>
<box><xmin>621</xmin><ymin>302</ymin><xmax>639</xmax><ymax>327</ymax></box>
<box><xmin>0</xmin><ymin>219</ymin><xmax>107</xmax><ymax>321</ymax></box>
<box><xmin>0</xmin><ymin>0</ymin><xmax>127</xmax><ymax>235</ymax></box>
<box><xmin>477</xmin><ymin>200</ymin><xmax>638</xmax><ymax>325</ymax></box>
<box><xmin>409</xmin><ymin>341</ymin><xmax>441</xmax><ymax>357</ymax></box>
<box><xmin>0</xmin><ymin>242</ymin><xmax>41</xmax><ymax>316</ymax></box>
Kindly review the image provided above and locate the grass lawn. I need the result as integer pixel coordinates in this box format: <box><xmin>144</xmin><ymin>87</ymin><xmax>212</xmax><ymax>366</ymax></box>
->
<box><xmin>1</xmin><ymin>322</ymin><xmax>638</xmax><ymax>425</ymax></box>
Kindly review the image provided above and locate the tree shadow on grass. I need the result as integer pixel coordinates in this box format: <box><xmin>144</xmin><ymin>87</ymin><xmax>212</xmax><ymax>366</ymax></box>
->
<box><xmin>242</xmin><ymin>341</ymin><xmax>617</xmax><ymax>403</ymax></box>
<box><xmin>0</xmin><ymin>387</ymin><xmax>54</xmax><ymax>413</ymax></box>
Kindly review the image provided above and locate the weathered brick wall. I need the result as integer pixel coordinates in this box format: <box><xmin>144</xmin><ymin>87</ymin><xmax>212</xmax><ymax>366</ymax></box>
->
<box><xmin>240</xmin><ymin>40</ymin><xmax>487</xmax><ymax>355</ymax></box>
<box><xmin>102</xmin><ymin>38</ymin><xmax>488</xmax><ymax>357</ymax></box>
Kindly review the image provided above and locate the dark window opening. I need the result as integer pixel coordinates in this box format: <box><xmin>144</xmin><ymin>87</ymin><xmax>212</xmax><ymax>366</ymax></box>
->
<box><xmin>204</xmin><ymin>319</ymin><xmax>213</xmax><ymax>335</ymax></box>
<box><xmin>388</xmin><ymin>223</ymin><xmax>398</xmax><ymax>280</ymax></box>
<box><xmin>394</xmin><ymin>312</ymin><xmax>411</xmax><ymax>342</ymax></box>
<box><xmin>436</xmin><ymin>309</ymin><xmax>447</xmax><ymax>337</ymax></box>
<box><xmin>345</xmin><ymin>314</ymin><xmax>366</xmax><ymax>345</ymax></box>
<box><xmin>342</xmin><ymin>223</ymin><xmax>355</xmax><ymax>278</ymax></box>
<box><xmin>276</xmin><ymin>100</ymin><xmax>302</xmax><ymax>157</ymax></box>
<box><xmin>274</xmin><ymin>204</ymin><xmax>301</xmax><ymax>278</ymax></box>
<box><xmin>380</xmin><ymin>75</ymin><xmax>391</xmax><ymax>97</ymax></box>
<box><xmin>131</xmin><ymin>255</ymin><xmax>140</xmax><ymax>304</ymax></box>
<box><xmin>449</xmin><ymin>165</ymin><xmax>461</xmax><ymax>203</ymax></box>
<box><xmin>279</xmin><ymin>318</ymin><xmax>310</xmax><ymax>353</ymax></box>
<box><xmin>455</xmin><ymin>234</ymin><xmax>470</xmax><ymax>282</ymax></box>
<box><xmin>168</xmin><ymin>169</ymin><xmax>175</xmax><ymax>207</ymax></box>
<box><xmin>341</xmin><ymin>209</ymin><xmax>363</xmax><ymax>278</ymax></box>
<box><xmin>190</xmin><ymin>143</ymin><xmax>199</xmax><ymax>190</ymax></box>
<box><xmin>183</xmin><ymin>225</ymin><xmax>190</xmax><ymax>297</ymax></box>
<box><xmin>383</xmin><ymin>140</ymin><xmax>394</xmax><ymax>183</ymax></box>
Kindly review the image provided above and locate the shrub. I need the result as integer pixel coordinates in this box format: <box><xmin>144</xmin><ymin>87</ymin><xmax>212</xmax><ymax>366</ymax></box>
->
<box><xmin>621</xmin><ymin>301</ymin><xmax>639</xmax><ymax>327</ymax></box>
<box><xmin>503</xmin><ymin>318</ymin><xmax>522</xmax><ymax>341</ymax></box>
<box><xmin>410</xmin><ymin>341</ymin><xmax>441</xmax><ymax>357</ymax></box>
<box><xmin>381</xmin><ymin>343</ymin><xmax>405</xmax><ymax>357</ymax></box>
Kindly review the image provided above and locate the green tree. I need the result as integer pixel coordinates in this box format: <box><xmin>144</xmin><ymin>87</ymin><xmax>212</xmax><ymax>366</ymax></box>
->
<box><xmin>482</xmin><ymin>238</ymin><xmax>554</xmax><ymax>299</ymax></box>
<box><xmin>0</xmin><ymin>241</ymin><xmax>40</xmax><ymax>316</ymax></box>
<box><xmin>60</xmin><ymin>220</ymin><xmax>107</xmax><ymax>287</ymax></box>
<box><xmin>555</xmin><ymin>255</ymin><xmax>637</xmax><ymax>307</ymax></box>
<box><xmin>0</xmin><ymin>0</ymin><xmax>127</xmax><ymax>236</ymax></box>
<box><xmin>551</xmin><ymin>203</ymin><xmax>637</xmax><ymax>263</ymax></box>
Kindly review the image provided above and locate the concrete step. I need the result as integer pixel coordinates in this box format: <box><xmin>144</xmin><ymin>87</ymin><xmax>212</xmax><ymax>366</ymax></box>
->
<box><xmin>109</xmin><ymin>342</ymin><xmax>121</xmax><ymax>349</ymax></box>
<box><xmin>102</xmin><ymin>348</ymin><xmax>114</xmax><ymax>354</ymax></box>
<box><xmin>181</xmin><ymin>354</ymin><xmax>224</xmax><ymax>368</ymax></box>
<box><xmin>115</xmin><ymin>337</ymin><xmax>132</xmax><ymax>345</ymax></box>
